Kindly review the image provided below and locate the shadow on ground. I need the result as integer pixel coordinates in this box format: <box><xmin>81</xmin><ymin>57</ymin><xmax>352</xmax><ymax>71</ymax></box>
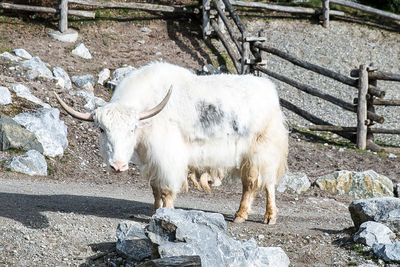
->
<box><xmin>0</xmin><ymin>192</ymin><xmax>154</xmax><ymax>229</ymax></box>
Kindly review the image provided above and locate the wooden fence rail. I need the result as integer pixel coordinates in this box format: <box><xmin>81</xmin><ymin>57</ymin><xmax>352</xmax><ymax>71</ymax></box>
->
<box><xmin>206</xmin><ymin>0</ymin><xmax>400</xmax><ymax>153</ymax></box>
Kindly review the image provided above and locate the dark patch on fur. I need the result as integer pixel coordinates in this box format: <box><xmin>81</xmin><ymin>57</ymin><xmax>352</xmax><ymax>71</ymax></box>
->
<box><xmin>196</xmin><ymin>100</ymin><xmax>225</xmax><ymax>130</ymax></box>
<box><xmin>231</xmin><ymin>113</ymin><xmax>249</xmax><ymax>137</ymax></box>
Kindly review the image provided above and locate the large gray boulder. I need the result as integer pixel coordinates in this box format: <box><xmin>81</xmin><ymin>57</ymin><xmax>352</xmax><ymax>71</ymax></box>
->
<box><xmin>145</xmin><ymin>208</ymin><xmax>290</xmax><ymax>267</ymax></box>
<box><xmin>0</xmin><ymin>115</ymin><xmax>43</xmax><ymax>153</ymax></box>
<box><xmin>315</xmin><ymin>170</ymin><xmax>393</xmax><ymax>198</ymax></box>
<box><xmin>373</xmin><ymin>242</ymin><xmax>400</xmax><ymax>263</ymax></box>
<box><xmin>277</xmin><ymin>172</ymin><xmax>310</xmax><ymax>194</ymax></box>
<box><xmin>13</xmin><ymin>108</ymin><xmax>68</xmax><ymax>157</ymax></box>
<box><xmin>353</xmin><ymin>221</ymin><xmax>395</xmax><ymax>247</ymax></box>
<box><xmin>8</xmin><ymin>149</ymin><xmax>47</xmax><ymax>176</ymax></box>
<box><xmin>349</xmin><ymin>197</ymin><xmax>400</xmax><ymax>232</ymax></box>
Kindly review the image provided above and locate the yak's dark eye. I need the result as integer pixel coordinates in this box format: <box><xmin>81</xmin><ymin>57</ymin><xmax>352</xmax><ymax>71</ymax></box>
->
<box><xmin>99</xmin><ymin>127</ymin><xmax>105</xmax><ymax>133</ymax></box>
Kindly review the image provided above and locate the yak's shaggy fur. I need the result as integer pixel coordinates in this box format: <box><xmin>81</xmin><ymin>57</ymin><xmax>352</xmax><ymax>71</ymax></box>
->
<box><xmin>93</xmin><ymin>62</ymin><xmax>288</xmax><ymax>224</ymax></box>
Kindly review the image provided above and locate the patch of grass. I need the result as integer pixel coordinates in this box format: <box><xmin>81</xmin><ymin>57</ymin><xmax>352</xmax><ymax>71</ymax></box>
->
<box><xmin>350</xmin><ymin>243</ymin><xmax>364</xmax><ymax>253</ymax></box>
<box><xmin>6</xmin><ymin>148</ymin><xmax>25</xmax><ymax>155</ymax></box>
<box><xmin>347</xmin><ymin>262</ymin><xmax>358</xmax><ymax>266</ymax></box>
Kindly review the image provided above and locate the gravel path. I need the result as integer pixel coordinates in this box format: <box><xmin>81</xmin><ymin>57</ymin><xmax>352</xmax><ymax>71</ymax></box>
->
<box><xmin>246</xmin><ymin>19</ymin><xmax>400</xmax><ymax>145</ymax></box>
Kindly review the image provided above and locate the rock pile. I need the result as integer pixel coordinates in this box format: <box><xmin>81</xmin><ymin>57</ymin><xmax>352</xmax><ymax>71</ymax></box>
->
<box><xmin>116</xmin><ymin>208</ymin><xmax>290</xmax><ymax>267</ymax></box>
<box><xmin>0</xmin><ymin>46</ymin><xmax>134</xmax><ymax>176</ymax></box>
<box><xmin>349</xmin><ymin>197</ymin><xmax>400</xmax><ymax>263</ymax></box>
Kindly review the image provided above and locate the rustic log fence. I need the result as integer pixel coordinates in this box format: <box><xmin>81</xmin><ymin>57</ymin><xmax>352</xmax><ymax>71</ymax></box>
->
<box><xmin>0</xmin><ymin>0</ymin><xmax>196</xmax><ymax>33</ymax></box>
<box><xmin>205</xmin><ymin>0</ymin><xmax>400</xmax><ymax>152</ymax></box>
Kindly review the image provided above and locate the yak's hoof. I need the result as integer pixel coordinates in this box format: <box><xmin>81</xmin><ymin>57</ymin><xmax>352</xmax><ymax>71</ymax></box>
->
<box><xmin>263</xmin><ymin>216</ymin><xmax>277</xmax><ymax>225</ymax></box>
<box><xmin>233</xmin><ymin>216</ymin><xmax>246</xmax><ymax>223</ymax></box>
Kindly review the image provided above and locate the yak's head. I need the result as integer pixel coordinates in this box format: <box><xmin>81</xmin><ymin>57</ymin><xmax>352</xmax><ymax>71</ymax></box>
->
<box><xmin>54</xmin><ymin>88</ymin><xmax>172</xmax><ymax>172</ymax></box>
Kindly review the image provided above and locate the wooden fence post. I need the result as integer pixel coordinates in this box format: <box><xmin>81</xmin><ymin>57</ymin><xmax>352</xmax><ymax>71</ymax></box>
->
<box><xmin>366</xmin><ymin>63</ymin><xmax>378</xmax><ymax>147</ymax></box>
<box><xmin>356</xmin><ymin>64</ymin><xmax>368</xmax><ymax>150</ymax></box>
<box><xmin>202</xmin><ymin>0</ymin><xmax>212</xmax><ymax>40</ymax></box>
<box><xmin>59</xmin><ymin>0</ymin><xmax>68</xmax><ymax>33</ymax></box>
<box><xmin>241</xmin><ymin>36</ymin><xmax>250</xmax><ymax>74</ymax></box>
<box><xmin>322</xmin><ymin>0</ymin><xmax>330</xmax><ymax>28</ymax></box>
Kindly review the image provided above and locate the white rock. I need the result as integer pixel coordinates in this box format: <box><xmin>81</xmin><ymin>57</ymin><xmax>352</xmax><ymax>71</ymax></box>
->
<box><xmin>0</xmin><ymin>52</ymin><xmax>21</xmax><ymax>62</ymax></box>
<box><xmin>20</xmin><ymin>56</ymin><xmax>53</xmax><ymax>80</ymax></box>
<box><xmin>71</xmin><ymin>89</ymin><xmax>107</xmax><ymax>111</ymax></box>
<box><xmin>12</xmin><ymin>48</ymin><xmax>32</xmax><ymax>59</ymax></box>
<box><xmin>388</xmin><ymin>153</ymin><xmax>397</xmax><ymax>159</ymax></box>
<box><xmin>8</xmin><ymin>150</ymin><xmax>47</xmax><ymax>176</ymax></box>
<box><xmin>53</xmin><ymin>66</ymin><xmax>72</xmax><ymax>89</ymax></box>
<box><xmin>11</xmin><ymin>84</ymin><xmax>50</xmax><ymax>108</ymax></box>
<box><xmin>354</xmin><ymin>221</ymin><xmax>395</xmax><ymax>247</ymax></box>
<box><xmin>98</xmin><ymin>68</ymin><xmax>110</xmax><ymax>85</ymax></box>
<box><xmin>72</xmin><ymin>43</ymin><xmax>92</xmax><ymax>59</ymax></box>
<box><xmin>13</xmin><ymin>108</ymin><xmax>68</xmax><ymax>157</ymax></box>
<box><xmin>0</xmin><ymin>86</ymin><xmax>12</xmax><ymax>105</ymax></box>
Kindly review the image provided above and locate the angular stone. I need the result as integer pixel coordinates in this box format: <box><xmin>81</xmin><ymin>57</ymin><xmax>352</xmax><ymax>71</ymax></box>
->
<box><xmin>48</xmin><ymin>29</ymin><xmax>78</xmax><ymax>43</ymax></box>
<box><xmin>71</xmin><ymin>89</ymin><xmax>107</xmax><ymax>111</ymax></box>
<box><xmin>13</xmin><ymin>48</ymin><xmax>32</xmax><ymax>59</ymax></box>
<box><xmin>20</xmin><ymin>56</ymin><xmax>53</xmax><ymax>80</ymax></box>
<box><xmin>373</xmin><ymin>242</ymin><xmax>400</xmax><ymax>263</ymax></box>
<box><xmin>71</xmin><ymin>74</ymin><xmax>95</xmax><ymax>88</ymax></box>
<box><xmin>72</xmin><ymin>43</ymin><xmax>92</xmax><ymax>59</ymax></box>
<box><xmin>106</xmin><ymin>66</ymin><xmax>135</xmax><ymax>89</ymax></box>
<box><xmin>0</xmin><ymin>86</ymin><xmax>12</xmax><ymax>105</ymax></box>
<box><xmin>277</xmin><ymin>172</ymin><xmax>310</xmax><ymax>194</ymax></box>
<box><xmin>0</xmin><ymin>52</ymin><xmax>21</xmax><ymax>62</ymax></box>
<box><xmin>315</xmin><ymin>170</ymin><xmax>393</xmax><ymax>198</ymax></box>
<box><xmin>116</xmin><ymin>221</ymin><xmax>152</xmax><ymax>262</ymax></box>
<box><xmin>53</xmin><ymin>67</ymin><xmax>72</xmax><ymax>89</ymax></box>
<box><xmin>353</xmin><ymin>221</ymin><xmax>395</xmax><ymax>247</ymax></box>
<box><xmin>349</xmin><ymin>197</ymin><xmax>400</xmax><ymax>232</ymax></box>
<box><xmin>98</xmin><ymin>68</ymin><xmax>110</xmax><ymax>85</ymax></box>
<box><xmin>8</xmin><ymin>150</ymin><xmax>47</xmax><ymax>176</ymax></box>
<box><xmin>10</xmin><ymin>84</ymin><xmax>50</xmax><ymax>108</ymax></box>
<box><xmin>0</xmin><ymin>115</ymin><xmax>43</xmax><ymax>153</ymax></box>
<box><xmin>13</xmin><ymin>108</ymin><xmax>68</xmax><ymax>157</ymax></box>
<box><xmin>145</xmin><ymin>208</ymin><xmax>290</xmax><ymax>267</ymax></box>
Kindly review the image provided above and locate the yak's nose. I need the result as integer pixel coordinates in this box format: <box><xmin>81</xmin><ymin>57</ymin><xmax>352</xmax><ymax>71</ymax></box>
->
<box><xmin>111</xmin><ymin>161</ymin><xmax>128</xmax><ymax>172</ymax></box>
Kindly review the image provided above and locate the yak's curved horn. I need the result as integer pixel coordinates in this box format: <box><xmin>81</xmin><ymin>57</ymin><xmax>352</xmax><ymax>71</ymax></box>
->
<box><xmin>139</xmin><ymin>86</ymin><xmax>172</xmax><ymax>120</ymax></box>
<box><xmin>53</xmin><ymin>91</ymin><xmax>94</xmax><ymax>121</ymax></box>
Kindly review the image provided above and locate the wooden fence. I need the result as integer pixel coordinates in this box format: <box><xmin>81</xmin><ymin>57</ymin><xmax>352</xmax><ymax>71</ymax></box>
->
<box><xmin>1</xmin><ymin>0</ymin><xmax>399</xmax><ymax>33</ymax></box>
<box><xmin>0</xmin><ymin>0</ymin><xmax>196</xmax><ymax>33</ymax></box>
<box><xmin>205</xmin><ymin>0</ymin><xmax>400</xmax><ymax>153</ymax></box>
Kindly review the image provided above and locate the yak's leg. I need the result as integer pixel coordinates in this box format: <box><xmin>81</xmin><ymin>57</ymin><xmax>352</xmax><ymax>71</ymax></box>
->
<box><xmin>199</xmin><ymin>173</ymin><xmax>211</xmax><ymax>193</ymax></box>
<box><xmin>188</xmin><ymin>172</ymin><xmax>202</xmax><ymax>191</ymax></box>
<box><xmin>161</xmin><ymin>189</ymin><xmax>175</xmax><ymax>208</ymax></box>
<box><xmin>264</xmin><ymin>182</ymin><xmax>278</xmax><ymax>224</ymax></box>
<box><xmin>234</xmin><ymin>163</ymin><xmax>259</xmax><ymax>223</ymax></box>
<box><xmin>151</xmin><ymin>184</ymin><xmax>162</xmax><ymax>213</ymax></box>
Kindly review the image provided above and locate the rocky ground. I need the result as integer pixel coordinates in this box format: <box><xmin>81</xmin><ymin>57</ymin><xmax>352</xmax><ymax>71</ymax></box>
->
<box><xmin>0</xmin><ymin>5</ymin><xmax>400</xmax><ymax>267</ymax></box>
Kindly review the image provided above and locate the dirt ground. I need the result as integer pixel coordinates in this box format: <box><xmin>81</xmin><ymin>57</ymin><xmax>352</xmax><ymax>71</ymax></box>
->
<box><xmin>0</xmin><ymin>7</ymin><xmax>400</xmax><ymax>267</ymax></box>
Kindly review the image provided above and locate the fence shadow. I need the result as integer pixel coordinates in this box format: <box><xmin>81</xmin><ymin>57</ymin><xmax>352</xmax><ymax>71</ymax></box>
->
<box><xmin>0</xmin><ymin>192</ymin><xmax>154</xmax><ymax>229</ymax></box>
